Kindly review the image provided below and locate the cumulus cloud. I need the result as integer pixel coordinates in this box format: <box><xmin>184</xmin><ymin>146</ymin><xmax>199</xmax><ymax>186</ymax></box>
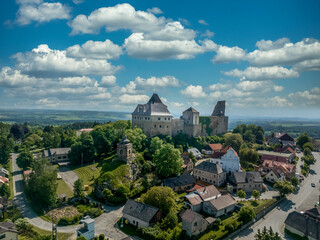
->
<box><xmin>15</xmin><ymin>0</ymin><xmax>71</xmax><ymax>25</ymax></box>
<box><xmin>147</xmin><ymin>7</ymin><xmax>163</xmax><ymax>14</ymax></box>
<box><xmin>212</xmin><ymin>45</ymin><xmax>246</xmax><ymax>63</ymax></box>
<box><xmin>198</xmin><ymin>19</ymin><xmax>208</xmax><ymax>25</ymax></box>
<box><xmin>181</xmin><ymin>85</ymin><xmax>207</xmax><ymax>98</ymax></box>
<box><xmin>100</xmin><ymin>76</ymin><xmax>116</xmax><ymax>87</ymax></box>
<box><xmin>223</xmin><ymin>66</ymin><xmax>299</xmax><ymax>81</ymax></box>
<box><xmin>124</xmin><ymin>33</ymin><xmax>216</xmax><ymax>60</ymax></box>
<box><xmin>209</xmin><ymin>82</ymin><xmax>232</xmax><ymax>91</ymax></box>
<box><xmin>0</xmin><ymin>67</ymin><xmax>38</xmax><ymax>87</ymax></box>
<box><xmin>201</xmin><ymin>30</ymin><xmax>214</xmax><ymax>38</ymax></box>
<box><xmin>247</xmin><ymin>38</ymin><xmax>320</xmax><ymax>67</ymax></box>
<box><xmin>66</xmin><ymin>39</ymin><xmax>123</xmax><ymax>59</ymax></box>
<box><xmin>119</xmin><ymin>94</ymin><xmax>149</xmax><ymax>104</ymax></box>
<box><xmin>288</xmin><ymin>87</ymin><xmax>320</xmax><ymax>107</ymax></box>
<box><xmin>13</xmin><ymin>44</ymin><xmax>121</xmax><ymax>77</ymax></box>
<box><xmin>293</xmin><ymin>59</ymin><xmax>320</xmax><ymax>72</ymax></box>
<box><xmin>72</xmin><ymin>0</ymin><xmax>84</xmax><ymax>4</ymax></box>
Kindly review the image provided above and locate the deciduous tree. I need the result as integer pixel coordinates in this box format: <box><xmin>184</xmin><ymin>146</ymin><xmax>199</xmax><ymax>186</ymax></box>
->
<box><xmin>73</xmin><ymin>179</ymin><xmax>85</xmax><ymax>198</ymax></box>
<box><xmin>239</xmin><ymin>206</ymin><xmax>256</xmax><ymax>223</ymax></box>
<box><xmin>17</xmin><ymin>147</ymin><xmax>34</xmax><ymax>170</ymax></box>
<box><xmin>274</xmin><ymin>180</ymin><xmax>295</xmax><ymax>196</ymax></box>
<box><xmin>237</xmin><ymin>190</ymin><xmax>246</xmax><ymax>199</ymax></box>
<box><xmin>252</xmin><ymin>189</ymin><xmax>260</xmax><ymax>201</ymax></box>
<box><xmin>224</xmin><ymin>133</ymin><xmax>243</xmax><ymax>153</ymax></box>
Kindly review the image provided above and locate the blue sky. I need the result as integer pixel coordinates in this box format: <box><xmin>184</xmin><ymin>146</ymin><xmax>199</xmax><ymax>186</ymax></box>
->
<box><xmin>0</xmin><ymin>0</ymin><xmax>319</xmax><ymax>118</ymax></box>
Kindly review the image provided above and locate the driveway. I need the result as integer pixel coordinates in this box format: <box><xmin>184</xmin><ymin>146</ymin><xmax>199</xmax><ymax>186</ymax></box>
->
<box><xmin>233</xmin><ymin>152</ymin><xmax>320</xmax><ymax>239</ymax></box>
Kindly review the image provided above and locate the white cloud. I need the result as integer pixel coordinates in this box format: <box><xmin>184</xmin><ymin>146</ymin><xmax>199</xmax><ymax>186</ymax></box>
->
<box><xmin>16</xmin><ymin>0</ymin><xmax>71</xmax><ymax>25</ymax></box>
<box><xmin>119</xmin><ymin>94</ymin><xmax>149</xmax><ymax>104</ymax></box>
<box><xmin>100</xmin><ymin>76</ymin><xmax>116</xmax><ymax>87</ymax></box>
<box><xmin>212</xmin><ymin>45</ymin><xmax>246</xmax><ymax>63</ymax></box>
<box><xmin>293</xmin><ymin>59</ymin><xmax>320</xmax><ymax>72</ymax></box>
<box><xmin>135</xmin><ymin>76</ymin><xmax>180</xmax><ymax>88</ymax></box>
<box><xmin>181</xmin><ymin>85</ymin><xmax>207</xmax><ymax>98</ymax></box>
<box><xmin>209</xmin><ymin>82</ymin><xmax>232</xmax><ymax>91</ymax></box>
<box><xmin>201</xmin><ymin>30</ymin><xmax>214</xmax><ymax>38</ymax></box>
<box><xmin>171</xmin><ymin>102</ymin><xmax>184</xmax><ymax>107</ymax></box>
<box><xmin>72</xmin><ymin>0</ymin><xmax>84</xmax><ymax>4</ymax></box>
<box><xmin>223</xmin><ymin>66</ymin><xmax>299</xmax><ymax>81</ymax></box>
<box><xmin>247</xmin><ymin>38</ymin><xmax>320</xmax><ymax>67</ymax></box>
<box><xmin>198</xmin><ymin>19</ymin><xmax>208</xmax><ymax>25</ymax></box>
<box><xmin>255</xmin><ymin>38</ymin><xmax>290</xmax><ymax>51</ymax></box>
<box><xmin>13</xmin><ymin>44</ymin><xmax>121</xmax><ymax>77</ymax></box>
<box><xmin>0</xmin><ymin>67</ymin><xmax>37</xmax><ymax>87</ymax></box>
<box><xmin>147</xmin><ymin>7</ymin><xmax>163</xmax><ymax>14</ymax></box>
<box><xmin>66</xmin><ymin>39</ymin><xmax>123</xmax><ymax>59</ymax></box>
<box><xmin>288</xmin><ymin>87</ymin><xmax>320</xmax><ymax>107</ymax></box>
<box><xmin>124</xmin><ymin>33</ymin><xmax>216</xmax><ymax>60</ymax></box>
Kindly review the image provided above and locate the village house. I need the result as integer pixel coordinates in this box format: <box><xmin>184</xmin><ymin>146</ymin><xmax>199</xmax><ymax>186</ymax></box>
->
<box><xmin>122</xmin><ymin>199</ymin><xmax>161</xmax><ymax>228</ymax></box>
<box><xmin>0</xmin><ymin>176</ymin><xmax>8</xmax><ymax>187</ymax></box>
<box><xmin>193</xmin><ymin>161</ymin><xmax>226</xmax><ymax>186</ymax></box>
<box><xmin>181</xmin><ymin>154</ymin><xmax>194</xmax><ymax>174</ymax></box>
<box><xmin>268</xmin><ymin>132</ymin><xmax>295</xmax><ymax>146</ymax></box>
<box><xmin>77</xmin><ymin>217</ymin><xmax>95</xmax><ymax>240</ymax></box>
<box><xmin>162</xmin><ymin>174</ymin><xmax>195</xmax><ymax>192</ymax></box>
<box><xmin>185</xmin><ymin>185</ymin><xmax>236</xmax><ymax>218</ymax></box>
<box><xmin>76</xmin><ymin>128</ymin><xmax>94</xmax><ymax>137</ymax></box>
<box><xmin>210</xmin><ymin>146</ymin><xmax>241</xmax><ymax>174</ymax></box>
<box><xmin>229</xmin><ymin>171</ymin><xmax>263</xmax><ymax>193</ymax></box>
<box><xmin>274</xmin><ymin>145</ymin><xmax>296</xmax><ymax>155</ymax></box>
<box><xmin>0</xmin><ymin>221</ymin><xmax>18</xmax><ymax>240</ymax></box>
<box><xmin>0</xmin><ymin>167</ymin><xmax>9</xmax><ymax>178</ymax></box>
<box><xmin>258</xmin><ymin>150</ymin><xmax>295</xmax><ymax>163</ymax></box>
<box><xmin>285</xmin><ymin>206</ymin><xmax>320</xmax><ymax>240</ymax></box>
<box><xmin>181</xmin><ymin>209</ymin><xmax>215</xmax><ymax>236</ymax></box>
<box><xmin>188</xmin><ymin>148</ymin><xmax>202</xmax><ymax>159</ymax></box>
<box><xmin>202</xmin><ymin>143</ymin><xmax>223</xmax><ymax>155</ymax></box>
<box><xmin>42</xmin><ymin>148</ymin><xmax>71</xmax><ymax>163</ymax></box>
<box><xmin>262</xmin><ymin>160</ymin><xmax>296</xmax><ymax>181</ymax></box>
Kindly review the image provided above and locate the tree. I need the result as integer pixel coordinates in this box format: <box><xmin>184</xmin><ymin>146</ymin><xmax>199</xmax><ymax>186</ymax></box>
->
<box><xmin>17</xmin><ymin>147</ymin><xmax>34</xmax><ymax>170</ymax></box>
<box><xmin>303</xmin><ymin>142</ymin><xmax>314</xmax><ymax>151</ymax></box>
<box><xmin>90</xmin><ymin>125</ymin><xmax>116</xmax><ymax>157</ymax></box>
<box><xmin>161</xmin><ymin>211</ymin><xmax>178</xmax><ymax>229</ymax></box>
<box><xmin>24</xmin><ymin>134</ymin><xmax>42</xmax><ymax>149</ymax></box>
<box><xmin>290</xmin><ymin>177</ymin><xmax>299</xmax><ymax>187</ymax></box>
<box><xmin>239</xmin><ymin>206</ymin><xmax>256</xmax><ymax>223</ymax></box>
<box><xmin>153</xmin><ymin>143</ymin><xmax>183</xmax><ymax>178</ymax></box>
<box><xmin>43</xmin><ymin>131</ymin><xmax>61</xmax><ymax>148</ymax></box>
<box><xmin>10</xmin><ymin>124</ymin><xmax>24</xmax><ymax>139</ymax></box>
<box><xmin>188</xmin><ymin>151</ymin><xmax>197</xmax><ymax>165</ymax></box>
<box><xmin>237</xmin><ymin>190</ymin><xmax>246</xmax><ymax>199</ymax></box>
<box><xmin>224</xmin><ymin>133</ymin><xmax>243</xmax><ymax>153</ymax></box>
<box><xmin>25</xmin><ymin>158</ymin><xmax>58</xmax><ymax>209</ymax></box>
<box><xmin>255</xmin><ymin>226</ymin><xmax>283</xmax><ymax>240</ymax></box>
<box><xmin>73</xmin><ymin>179</ymin><xmax>85</xmax><ymax>198</ymax></box>
<box><xmin>239</xmin><ymin>148</ymin><xmax>259</xmax><ymax>169</ymax></box>
<box><xmin>0</xmin><ymin>135</ymin><xmax>13</xmax><ymax>165</ymax></box>
<box><xmin>141</xmin><ymin>186</ymin><xmax>176</xmax><ymax>215</ymax></box>
<box><xmin>274</xmin><ymin>180</ymin><xmax>295</xmax><ymax>196</ymax></box>
<box><xmin>297</xmin><ymin>133</ymin><xmax>311</xmax><ymax>149</ymax></box>
<box><xmin>252</xmin><ymin>189</ymin><xmax>260</xmax><ymax>201</ymax></box>
<box><xmin>150</xmin><ymin>137</ymin><xmax>164</xmax><ymax>156</ymax></box>
<box><xmin>69</xmin><ymin>134</ymin><xmax>95</xmax><ymax>165</ymax></box>
<box><xmin>98</xmin><ymin>234</ymin><xmax>105</xmax><ymax>240</ymax></box>
<box><xmin>0</xmin><ymin>184</ymin><xmax>10</xmax><ymax>198</ymax></box>
<box><xmin>125</xmin><ymin>127</ymin><xmax>147</xmax><ymax>151</ymax></box>
<box><xmin>303</xmin><ymin>147</ymin><xmax>312</xmax><ymax>156</ymax></box>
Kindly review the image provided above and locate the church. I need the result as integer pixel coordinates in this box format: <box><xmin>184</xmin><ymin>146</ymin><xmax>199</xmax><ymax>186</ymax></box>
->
<box><xmin>131</xmin><ymin>93</ymin><xmax>228</xmax><ymax>138</ymax></box>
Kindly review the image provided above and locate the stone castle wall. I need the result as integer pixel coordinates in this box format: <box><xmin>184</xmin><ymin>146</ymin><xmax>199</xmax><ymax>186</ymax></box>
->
<box><xmin>199</xmin><ymin>116</ymin><xmax>228</xmax><ymax>136</ymax></box>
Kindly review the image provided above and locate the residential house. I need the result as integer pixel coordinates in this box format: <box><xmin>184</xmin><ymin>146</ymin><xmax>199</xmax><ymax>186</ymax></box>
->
<box><xmin>210</xmin><ymin>146</ymin><xmax>241</xmax><ymax>174</ymax></box>
<box><xmin>203</xmin><ymin>194</ymin><xmax>236</xmax><ymax>217</ymax></box>
<box><xmin>0</xmin><ymin>221</ymin><xmax>18</xmax><ymax>240</ymax></box>
<box><xmin>0</xmin><ymin>176</ymin><xmax>9</xmax><ymax>187</ymax></box>
<box><xmin>275</xmin><ymin>145</ymin><xmax>296</xmax><ymax>155</ymax></box>
<box><xmin>162</xmin><ymin>174</ymin><xmax>195</xmax><ymax>192</ymax></box>
<box><xmin>285</xmin><ymin>206</ymin><xmax>320</xmax><ymax>240</ymax></box>
<box><xmin>202</xmin><ymin>144</ymin><xmax>223</xmax><ymax>155</ymax></box>
<box><xmin>122</xmin><ymin>199</ymin><xmax>161</xmax><ymax>228</ymax></box>
<box><xmin>193</xmin><ymin>161</ymin><xmax>226</xmax><ymax>186</ymax></box>
<box><xmin>181</xmin><ymin>154</ymin><xmax>194</xmax><ymax>174</ymax></box>
<box><xmin>76</xmin><ymin>128</ymin><xmax>94</xmax><ymax>137</ymax></box>
<box><xmin>0</xmin><ymin>197</ymin><xmax>8</xmax><ymax>219</ymax></box>
<box><xmin>188</xmin><ymin>148</ymin><xmax>202</xmax><ymax>159</ymax></box>
<box><xmin>42</xmin><ymin>148</ymin><xmax>71</xmax><ymax>163</ymax></box>
<box><xmin>262</xmin><ymin>160</ymin><xmax>296</xmax><ymax>179</ymax></box>
<box><xmin>0</xmin><ymin>168</ymin><xmax>9</xmax><ymax>177</ymax></box>
<box><xmin>77</xmin><ymin>217</ymin><xmax>95</xmax><ymax>240</ymax></box>
<box><xmin>229</xmin><ymin>171</ymin><xmax>263</xmax><ymax>193</ymax></box>
<box><xmin>181</xmin><ymin>209</ymin><xmax>215</xmax><ymax>236</ymax></box>
<box><xmin>268</xmin><ymin>133</ymin><xmax>295</xmax><ymax>146</ymax></box>
<box><xmin>258</xmin><ymin>150</ymin><xmax>294</xmax><ymax>163</ymax></box>
<box><xmin>265</xmin><ymin>167</ymin><xmax>286</xmax><ymax>183</ymax></box>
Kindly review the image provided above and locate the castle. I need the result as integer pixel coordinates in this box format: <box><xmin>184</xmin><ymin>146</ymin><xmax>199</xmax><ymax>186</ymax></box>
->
<box><xmin>132</xmin><ymin>93</ymin><xmax>228</xmax><ymax>138</ymax></box>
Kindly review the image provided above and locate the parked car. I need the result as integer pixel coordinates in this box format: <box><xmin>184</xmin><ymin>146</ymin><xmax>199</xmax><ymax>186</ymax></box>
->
<box><xmin>311</xmin><ymin>183</ymin><xmax>316</xmax><ymax>187</ymax></box>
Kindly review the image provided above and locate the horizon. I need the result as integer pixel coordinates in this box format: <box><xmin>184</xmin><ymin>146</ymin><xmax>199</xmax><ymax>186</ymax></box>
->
<box><xmin>0</xmin><ymin>1</ymin><xmax>319</xmax><ymax>118</ymax></box>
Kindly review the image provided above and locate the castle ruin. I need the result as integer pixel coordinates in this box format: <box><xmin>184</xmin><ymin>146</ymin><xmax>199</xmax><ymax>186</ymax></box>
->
<box><xmin>132</xmin><ymin>93</ymin><xmax>228</xmax><ymax>138</ymax></box>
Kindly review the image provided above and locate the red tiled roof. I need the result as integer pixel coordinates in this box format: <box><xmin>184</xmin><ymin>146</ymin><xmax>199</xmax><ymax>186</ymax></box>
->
<box><xmin>261</xmin><ymin>154</ymin><xmax>288</xmax><ymax>163</ymax></box>
<box><xmin>208</xmin><ymin>144</ymin><xmax>223</xmax><ymax>151</ymax></box>
<box><xmin>0</xmin><ymin>176</ymin><xmax>9</xmax><ymax>183</ymax></box>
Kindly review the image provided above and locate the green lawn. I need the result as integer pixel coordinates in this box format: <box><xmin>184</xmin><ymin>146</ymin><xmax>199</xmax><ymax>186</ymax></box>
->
<box><xmin>238</xmin><ymin>198</ymin><xmax>277</xmax><ymax>214</ymax></box>
<box><xmin>72</xmin><ymin>162</ymin><xmax>102</xmax><ymax>193</ymax></box>
<box><xmin>22</xmin><ymin>225</ymin><xmax>74</xmax><ymax>240</ymax></box>
<box><xmin>56</xmin><ymin>179</ymin><xmax>74</xmax><ymax>199</ymax></box>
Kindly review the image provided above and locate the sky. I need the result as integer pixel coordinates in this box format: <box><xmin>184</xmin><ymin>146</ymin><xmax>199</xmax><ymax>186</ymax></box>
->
<box><xmin>0</xmin><ymin>0</ymin><xmax>319</xmax><ymax>118</ymax></box>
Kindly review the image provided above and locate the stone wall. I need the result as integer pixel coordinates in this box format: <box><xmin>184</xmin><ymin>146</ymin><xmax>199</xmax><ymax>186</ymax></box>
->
<box><xmin>199</xmin><ymin>116</ymin><xmax>228</xmax><ymax>136</ymax></box>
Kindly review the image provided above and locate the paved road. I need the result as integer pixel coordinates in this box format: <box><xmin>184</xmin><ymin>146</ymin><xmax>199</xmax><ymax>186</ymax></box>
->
<box><xmin>233</xmin><ymin>152</ymin><xmax>320</xmax><ymax>239</ymax></box>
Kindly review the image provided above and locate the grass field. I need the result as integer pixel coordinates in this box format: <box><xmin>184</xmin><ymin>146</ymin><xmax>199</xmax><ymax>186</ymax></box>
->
<box><xmin>56</xmin><ymin>179</ymin><xmax>74</xmax><ymax>199</ymax></box>
<box><xmin>72</xmin><ymin>162</ymin><xmax>102</xmax><ymax>193</ymax></box>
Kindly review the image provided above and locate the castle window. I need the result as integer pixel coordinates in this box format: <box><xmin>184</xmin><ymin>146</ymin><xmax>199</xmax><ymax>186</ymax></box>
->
<box><xmin>158</xmin><ymin>117</ymin><xmax>161</xmax><ymax>120</ymax></box>
<box><xmin>148</xmin><ymin>117</ymin><xmax>150</xmax><ymax>120</ymax></box>
<box><xmin>154</xmin><ymin>125</ymin><xmax>156</xmax><ymax>128</ymax></box>
<box><xmin>166</xmin><ymin>126</ymin><xmax>168</xmax><ymax>128</ymax></box>
<box><xmin>145</xmin><ymin>117</ymin><xmax>147</xmax><ymax>120</ymax></box>
<box><xmin>159</xmin><ymin>125</ymin><xmax>162</xmax><ymax>128</ymax></box>
<box><xmin>165</xmin><ymin>118</ymin><xmax>166</xmax><ymax>120</ymax></box>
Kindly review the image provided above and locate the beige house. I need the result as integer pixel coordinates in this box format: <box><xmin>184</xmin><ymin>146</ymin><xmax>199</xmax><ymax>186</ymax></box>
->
<box><xmin>0</xmin><ymin>222</ymin><xmax>18</xmax><ymax>240</ymax></box>
<box><xmin>182</xmin><ymin>154</ymin><xmax>194</xmax><ymax>174</ymax></box>
<box><xmin>229</xmin><ymin>171</ymin><xmax>263</xmax><ymax>193</ymax></box>
<box><xmin>203</xmin><ymin>194</ymin><xmax>236</xmax><ymax>217</ymax></box>
<box><xmin>42</xmin><ymin>148</ymin><xmax>71</xmax><ymax>163</ymax></box>
<box><xmin>193</xmin><ymin>161</ymin><xmax>226</xmax><ymax>186</ymax></box>
<box><xmin>265</xmin><ymin>167</ymin><xmax>286</xmax><ymax>183</ymax></box>
<box><xmin>181</xmin><ymin>209</ymin><xmax>215</xmax><ymax>236</ymax></box>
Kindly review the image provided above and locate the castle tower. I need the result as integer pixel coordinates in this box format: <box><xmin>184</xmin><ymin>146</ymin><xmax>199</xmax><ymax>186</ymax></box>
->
<box><xmin>117</xmin><ymin>135</ymin><xmax>133</xmax><ymax>162</ymax></box>
<box><xmin>182</xmin><ymin>107</ymin><xmax>201</xmax><ymax>137</ymax></box>
<box><xmin>212</xmin><ymin>101</ymin><xmax>226</xmax><ymax>117</ymax></box>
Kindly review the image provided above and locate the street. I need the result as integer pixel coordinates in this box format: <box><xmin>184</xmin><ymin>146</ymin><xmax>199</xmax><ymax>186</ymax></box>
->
<box><xmin>233</xmin><ymin>152</ymin><xmax>320</xmax><ymax>239</ymax></box>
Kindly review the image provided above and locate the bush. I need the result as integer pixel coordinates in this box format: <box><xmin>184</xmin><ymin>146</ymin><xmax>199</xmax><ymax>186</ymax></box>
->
<box><xmin>99</xmin><ymin>234</ymin><xmax>105</xmax><ymax>240</ymax></box>
<box><xmin>58</xmin><ymin>214</ymin><xmax>82</xmax><ymax>225</ymax></box>
<box><xmin>85</xmin><ymin>208</ymin><xmax>103</xmax><ymax>218</ymax></box>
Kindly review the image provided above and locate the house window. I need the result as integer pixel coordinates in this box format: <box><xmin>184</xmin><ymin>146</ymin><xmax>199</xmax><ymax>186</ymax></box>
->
<box><xmin>194</xmin><ymin>222</ymin><xmax>197</xmax><ymax>227</ymax></box>
<box><xmin>165</xmin><ymin>118</ymin><xmax>166</xmax><ymax>120</ymax></box>
<box><xmin>160</xmin><ymin>125</ymin><xmax>162</xmax><ymax>128</ymax></box>
<box><xmin>145</xmin><ymin>117</ymin><xmax>147</xmax><ymax>120</ymax></box>
<box><xmin>166</xmin><ymin>126</ymin><xmax>168</xmax><ymax>128</ymax></box>
<box><xmin>63</xmin><ymin>156</ymin><xmax>67</xmax><ymax>159</ymax></box>
<box><xmin>154</xmin><ymin>125</ymin><xmax>157</xmax><ymax>128</ymax></box>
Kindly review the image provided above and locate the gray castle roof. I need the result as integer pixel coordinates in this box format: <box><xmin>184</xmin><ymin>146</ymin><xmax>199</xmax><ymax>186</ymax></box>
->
<box><xmin>195</xmin><ymin>161</ymin><xmax>223</xmax><ymax>174</ymax></box>
<box><xmin>123</xmin><ymin>199</ymin><xmax>159</xmax><ymax>223</ymax></box>
<box><xmin>183</xmin><ymin>107</ymin><xmax>199</xmax><ymax>113</ymax></box>
<box><xmin>132</xmin><ymin>93</ymin><xmax>172</xmax><ymax>116</ymax></box>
